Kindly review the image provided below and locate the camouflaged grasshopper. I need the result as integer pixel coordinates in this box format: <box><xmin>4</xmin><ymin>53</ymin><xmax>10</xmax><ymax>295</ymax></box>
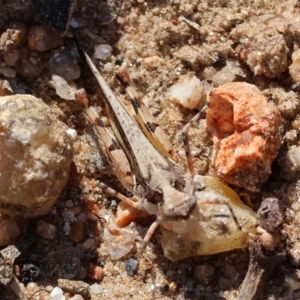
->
<box><xmin>75</xmin><ymin>48</ymin><xmax>245</xmax><ymax>254</ymax></box>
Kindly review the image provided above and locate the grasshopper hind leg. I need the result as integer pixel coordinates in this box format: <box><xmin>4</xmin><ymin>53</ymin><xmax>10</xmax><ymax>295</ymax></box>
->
<box><xmin>98</xmin><ymin>182</ymin><xmax>141</xmax><ymax>210</ymax></box>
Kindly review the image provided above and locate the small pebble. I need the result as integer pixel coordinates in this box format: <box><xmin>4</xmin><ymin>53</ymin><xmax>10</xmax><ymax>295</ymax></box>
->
<box><xmin>0</xmin><ymin>67</ymin><xmax>16</xmax><ymax>78</ymax></box>
<box><xmin>125</xmin><ymin>258</ymin><xmax>138</xmax><ymax>276</ymax></box>
<box><xmin>70</xmin><ymin>18</ymin><xmax>79</xmax><ymax>28</ymax></box>
<box><xmin>75</xmin><ymin>244</ymin><xmax>85</xmax><ymax>258</ymax></box>
<box><xmin>0</xmin><ymin>22</ymin><xmax>27</xmax><ymax>53</ymax></box>
<box><xmin>48</xmin><ymin>47</ymin><xmax>81</xmax><ymax>81</ymax></box>
<box><xmin>194</xmin><ymin>264</ymin><xmax>215</xmax><ymax>286</ymax></box>
<box><xmin>0</xmin><ymin>79</ymin><xmax>13</xmax><ymax>96</ymax></box>
<box><xmin>26</xmin><ymin>282</ymin><xmax>38</xmax><ymax>294</ymax></box>
<box><xmin>57</xmin><ymin>279</ymin><xmax>91</xmax><ymax>299</ymax></box>
<box><xmin>103</xmin><ymin>227</ymin><xmax>135</xmax><ymax>260</ymax></box>
<box><xmin>27</xmin><ymin>25</ymin><xmax>63</xmax><ymax>52</ymax></box>
<box><xmin>143</xmin><ymin>55</ymin><xmax>164</xmax><ymax>70</ymax></box>
<box><xmin>289</xmin><ymin>49</ymin><xmax>300</xmax><ymax>82</ymax></box>
<box><xmin>3</xmin><ymin>50</ymin><xmax>19</xmax><ymax>66</ymax></box>
<box><xmin>50</xmin><ymin>74</ymin><xmax>77</xmax><ymax>100</ymax></box>
<box><xmin>69</xmin><ymin>295</ymin><xmax>84</xmax><ymax>300</ymax></box>
<box><xmin>64</xmin><ymin>221</ymin><xmax>71</xmax><ymax>235</ymax></box>
<box><xmin>65</xmin><ymin>200</ymin><xmax>74</xmax><ymax>208</ymax></box>
<box><xmin>257</xmin><ymin>226</ymin><xmax>280</xmax><ymax>251</ymax></box>
<box><xmin>46</xmin><ymin>247</ymin><xmax>87</xmax><ymax>279</ymax></box>
<box><xmin>169</xmin><ymin>281</ymin><xmax>177</xmax><ymax>293</ymax></box>
<box><xmin>17</xmin><ymin>58</ymin><xmax>44</xmax><ymax>79</ymax></box>
<box><xmin>285</xmin><ymin>273</ymin><xmax>300</xmax><ymax>291</ymax></box>
<box><xmin>257</xmin><ymin>197</ymin><xmax>284</xmax><ymax>232</ymax></box>
<box><xmin>62</xmin><ymin>209</ymin><xmax>75</xmax><ymax>222</ymax></box>
<box><xmin>210</xmin><ymin>59</ymin><xmax>244</xmax><ymax>85</ymax></box>
<box><xmin>88</xmin><ymin>263</ymin><xmax>103</xmax><ymax>281</ymax></box>
<box><xmin>69</xmin><ymin>221</ymin><xmax>85</xmax><ymax>243</ymax></box>
<box><xmin>90</xmin><ymin>283</ymin><xmax>102</xmax><ymax>295</ymax></box>
<box><xmin>49</xmin><ymin>287</ymin><xmax>65</xmax><ymax>300</ymax></box>
<box><xmin>290</xmin><ymin>242</ymin><xmax>300</xmax><ymax>267</ymax></box>
<box><xmin>168</xmin><ymin>74</ymin><xmax>209</xmax><ymax>110</ymax></box>
<box><xmin>207</xmin><ymin>82</ymin><xmax>281</xmax><ymax>191</ymax></box>
<box><xmin>94</xmin><ymin>44</ymin><xmax>113</xmax><ymax>60</ymax></box>
<box><xmin>36</xmin><ymin>220</ymin><xmax>56</xmax><ymax>240</ymax></box>
<box><xmin>82</xmin><ymin>238</ymin><xmax>95</xmax><ymax>250</ymax></box>
<box><xmin>76</xmin><ymin>213</ymin><xmax>87</xmax><ymax>222</ymax></box>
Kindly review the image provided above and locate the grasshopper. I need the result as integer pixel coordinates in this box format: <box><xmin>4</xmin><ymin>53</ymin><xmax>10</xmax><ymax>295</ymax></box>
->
<box><xmin>75</xmin><ymin>47</ymin><xmax>247</xmax><ymax>255</ymax></box>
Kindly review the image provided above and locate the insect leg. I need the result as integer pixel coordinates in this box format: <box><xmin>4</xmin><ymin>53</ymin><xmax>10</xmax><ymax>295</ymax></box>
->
<box><xmin>136</xmin><ymin>219</ymin><xmax>160</xmax><ymax>256</ymax></box>
<box><xmin>182</xmin><ymin>104</ymin><xmax>208</xmax><ymax>177</ymax></box>
<box><xmin>98</xmin><ymin>182</ymin><xmax>141</xmax><ymax>210</ymax></box>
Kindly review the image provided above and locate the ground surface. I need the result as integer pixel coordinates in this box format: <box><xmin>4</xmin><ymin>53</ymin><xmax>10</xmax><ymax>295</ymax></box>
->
<box><xmin>1</xmin><ymin>0</ymin><xmax>300</xmax><ymax>299</ymax></box>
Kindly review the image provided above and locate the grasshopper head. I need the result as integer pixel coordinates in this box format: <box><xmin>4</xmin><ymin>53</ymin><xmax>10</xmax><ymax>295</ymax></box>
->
<box><xmin>159</xmin><ymin>191</ymin><xmax>199</xmax><ymax>234</ymax></box>
<box><xmin>149</xmin><ymin>169</ymin><xmax>198</xmax><ymax>233</ymax></box>
<box><xmin>162</xmin><ymin>191</ymin><xmax>197</xmax><ymax>219</ymax></box>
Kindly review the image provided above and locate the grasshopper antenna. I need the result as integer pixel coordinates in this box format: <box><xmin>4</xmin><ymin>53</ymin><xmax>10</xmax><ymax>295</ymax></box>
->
<box><xmin>182</xmin><ymin>103</ymin><xmax>208</xmax><ymax>178</ymax></box>
<box><xmin>182</xmin><ymin>82</ymin><xmax>213</xmax><ymax>178</ymax></box>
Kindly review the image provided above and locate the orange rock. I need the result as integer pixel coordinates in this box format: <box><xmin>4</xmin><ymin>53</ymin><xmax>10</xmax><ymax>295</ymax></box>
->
<box><xmin>206</xmin><ymin>82</ymin><xmax>281</xmax><ymax>191</ymax></box>
<box><xmin>116</xmin><ymin>202</ymin><xmax>141</xmax><ymax>227</ymax></box>
<box><xmin>116</xmin><ymin>202</ymin><xmax>154</xmax><ymax>227</ymax></box>
<box><xmin>88</xmin><ymin>263</ymin><xmax>103</xmax><ymax>281</ymax></box>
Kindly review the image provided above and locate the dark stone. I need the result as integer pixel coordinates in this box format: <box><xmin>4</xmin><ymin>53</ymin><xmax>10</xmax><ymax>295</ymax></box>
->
<box><xmin>125</xmin><ymin>258</ymin><xmax>138</xmax><ymax>277</ymax></box>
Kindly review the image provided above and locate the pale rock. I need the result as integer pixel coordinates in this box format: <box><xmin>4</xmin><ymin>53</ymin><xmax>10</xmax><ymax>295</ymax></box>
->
<box><xmin>49</xmin><ymin>287</ymin><xmax>65</xmax><ymax>300</ymax></box>
<box><xmin>36</xmin><ymin>220</ymin><xmax>56</xmax><ymax>240</ymax></box>
<box><xmin>143</xmin><ymin>55</ymin><xmax>164</xmax><ymax>70</ymax></box>
<box><xmin>69</xmin><ymin>295</ymin><xmax>84</xmax><ymax>300</ymax></box>
<box><xmin>289</xmin><ymin>49</ymin><xmax>300</xmax><ymax>82</ymax></box>
<box><xmin>0</xmin><ymin>95</ymin><xmax>74</xmax><ymax>217</ymax></box>
<box><xmin>168</xmin><ymin>74</ymin><xmax>209</xmax><ymax>109</ymax></box>
<box><xmin>94</xmin><ymin>44</ymin><xmax>113</xmax><ymax>60</ymax></box>
<box><xmin>90</xmin><ymin>283</ymin><xmax>102</xmax><ymax>294</ymax></box>
<box><xmin>0</xmin><ymin>67</ymin><xmax>16</xmax><ymax>78</ymax></box>
<box><xmin>50</xmin><ymin>74</ymin><xmax>77</xmax><ymax>100</ymax></box>
<box><xmin>103</xmin><ymin>227</ymin><xmax>135</xmax><ymax>260</ymax></box>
